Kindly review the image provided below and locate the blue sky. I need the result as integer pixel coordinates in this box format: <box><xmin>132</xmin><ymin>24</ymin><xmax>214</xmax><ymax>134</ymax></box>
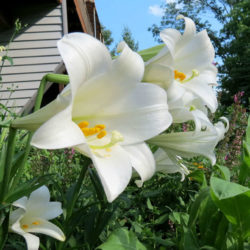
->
<box><xmin>95</xmin><ymin>0</ymin><xmax>166</xmax><ymax>51</ymax></box>
<box><xmin>95</xmin><ymin>1</ymin><xmax>222</xmax><ymax>53</ymax></box>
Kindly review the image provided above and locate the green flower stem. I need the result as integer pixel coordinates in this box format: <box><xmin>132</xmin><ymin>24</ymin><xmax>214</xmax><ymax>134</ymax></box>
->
<box><xmin>0</xmin><ymin>127</ymin><xmax>17</xmax><ymax>203</ymax></box>
<box><xmin>9</xmin><ymin>73</ymin><xmax>70</xmax><ymax>190</ymax></box>
<box><xmin>34</xmin><ymin>73</ymin><xmax>69</xmax><ymax>112</ymax></box>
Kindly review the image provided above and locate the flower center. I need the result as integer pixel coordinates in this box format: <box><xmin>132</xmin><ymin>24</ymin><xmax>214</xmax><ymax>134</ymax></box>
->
<box><xmin>174</xmin><ymin>70</ymin><xmax>186</xmax><ymax>81</ymax></box>
<box><xmin>78</xmin><ymin>121</ymin><xmax>107</xmax><ymax>139</ymax></box>
<box><xmin>21</xmin><ymin>221</ymin><xmax>40</xmax><ymax>230</ymax></box>
<box><xmin>174</xmin><ymin>69</ymin><xmax>199</xmax><ymax>83</ymax></box>
<box><xmin>78</xmin><ymin>121</ymin><xmax>124</xmax><ymax>151</ymax></box>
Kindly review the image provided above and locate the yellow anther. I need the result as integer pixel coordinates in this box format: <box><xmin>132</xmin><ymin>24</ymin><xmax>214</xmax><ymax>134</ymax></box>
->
<box><xmin>95</xmin><ymin>124</ymin><xmax>105</xmax><ymax>130</ymax></box>
<box><xmin>198</xmin><ymin>165</ymin><xmax>204</xmax><ymax>169</ymax></box>
<box><xmin>22</xmin><ymin>224</ymin><xmax>29</xmax><ymax>229</ymax></box>
<box><xmin>78</xmin><ymin>121</ymin><xmax>89</xmax><ymax>128</ymax></box>
<box><xmin>97</xmin><ymin>130</ymin><xmax>107</xmax><ymax>139</ymax></box>
<box><xmin>81</xmin><ymin>127</ymin><xmax>101</xmax><ymax>137</ymax></box>
<box><xmin>174</xmin><ymin>70</ymin><xmax>186</xmax><ymax>81</ymax></box>
<box><xmin>193</xmin><ymin>162</ymin><xmax>199</xmax><ymax>166</ymax></box>
<box><xmin>32</xmin><ymin>221</ymin><xmax>40</xmax><ymax>225</ymax></box>
<box><xmin>106</xmin><ymin>148</ymin><xmax>112</xmax><ymax>152</ymax></box>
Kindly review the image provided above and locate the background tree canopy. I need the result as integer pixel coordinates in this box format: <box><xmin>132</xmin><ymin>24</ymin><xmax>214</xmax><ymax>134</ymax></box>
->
<box><xmin>148</xmin><ymin>0</ymin><xmax>250</xmax><ymax>108</ymax></box>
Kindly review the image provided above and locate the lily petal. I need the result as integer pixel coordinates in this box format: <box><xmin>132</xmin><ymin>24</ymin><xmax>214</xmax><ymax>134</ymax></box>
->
<box><xmin>72</xmin><ymin>42</ymin><xmax>145</xmax><ymax>120</ymax></box>
<box><xmin>23</xmin><ymin>233</ymin><xmax>40</xmax><ymax>250</ymax></box>
<box><xmin>143</xmin><ymin>64</ymin><xmax>174</xmax><ymax>89</ymax></box>
<box><xmin>160</xmin><ymin>28</ymin><xmax>181</xmax><ymax>58</ymax></box>
<box><xmin>149</xmin><ymin>128</ymin><xmax>222</xmax><ymax>165</ymax></box>
<box><xmin>12</xmin><ymin>88</ymin><xmax>71</xmax><ymax>131</ymax></box>
<box><xmin>80</xmin><ymin>82</ymin><xmax>172</xmax><ymax>145</ymax></box>
<box><xmin>175</xmin><ymin>30</ymin><xmax>215</xmax><ymax>73</ymax></box>
<box><xmin>12</xmin><ymin>197</ymin><xmax>28</xmax><ymax>210</ymax></box>
<box><xmin>154</xmin><ymin>148</ymin><xmax>189</xmax><ymax>181</ymax></box>
<box><xmin>31</xmin><ymin>106</ymin><xmax>85</xmax><ymax>149</ymax></box>
<box><xmin>177</xmin><ymin>15</ymin><xmax>196</xmax><ymax>42</ymax></box>
<box><xmin>11</xmin><ymin>217</ymin><xmax>40</xmax><ymax>250</ymax></box>
<box><xmin>124</xmin><ymin>143</ymin><xmax>155</xmax><ymax>187</ymax></box>
<box><xmin>182</xmin><ymin>79</ymin><xmax>218</xmax><ymax>112</ymax></box>
<box><xmin>57</xmin><ymin>33</ymin><xmax>111</xmax><ymax>97</ymax></box>
<box><xmin>25</xmin><ymin>217</ymin><xmax>65</xmax><ymax>242</ymax></box>
<box><xmin>77</xmin><ymin>144</ymin><xmax>132</xmax><ymax>202</ymax></box>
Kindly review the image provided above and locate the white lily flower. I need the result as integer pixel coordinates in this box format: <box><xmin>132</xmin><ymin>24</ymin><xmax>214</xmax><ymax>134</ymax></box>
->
<box><xmin>144</xmin><ymin>15</ymin><xmax>218</xmax><ymax>113</ymax></box>
<box><xmin>154</xmin><ymin>148</ymin><xmax>189</xmax><ymax>181</ymax></box>
<box><xmin>149</xmin><ymin>118</ymin><xmax>229</xmax><ymax>166</ymax></box>
<box><xmin>9</xmin><ymin>186</ymin><xmax>65</xmax><ymax>250</ymax></box>
<box><xmin>13</xmin><ymin>33</ymin><xmax>172</xmax><ymax>202</ymax></box>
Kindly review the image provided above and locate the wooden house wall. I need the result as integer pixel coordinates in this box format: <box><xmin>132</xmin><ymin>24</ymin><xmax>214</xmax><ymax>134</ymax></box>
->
<box><xmin>0</xmin><ymin>3</ymin><xmax>63</xmax><ymax>115</ymax></box>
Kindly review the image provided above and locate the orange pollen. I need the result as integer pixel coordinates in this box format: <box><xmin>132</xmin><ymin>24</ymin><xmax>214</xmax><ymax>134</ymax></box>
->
<box><xmin>78</xmin><ymin>121</ymin><xmax>89</xmax><ymax>128</ymax></box>
<box><xmin>97</xmin><ymin>130</ymin><xmax>107</xmax><ymax>139</ymax></box>
<box><xmin>95</xmin><ymin>124</ymin><xmax>106</xmax><ymax>130</ymax></box>
<box><xmin>78</xmin><ymin>121</ymin><xmax>107</xmax><ymax>138</ymax></box>
<box><xmin>22</xmin><ymin>224</ymin><xmax>29</xmax><ymax>229</ymax></box>
<box><xmin>174</xmin><ymin>70</ymin><xmax>186</xmax><ymax>81</ymax></box>
<box><xmin>32</xmin><ymin>221</ymin><xmax>40</xmax><ymax>225</ymax></box>
<box><xmin>198</xmin><ymin>165</ymin><xmax>204</xmax><ymax>169</ymax></box>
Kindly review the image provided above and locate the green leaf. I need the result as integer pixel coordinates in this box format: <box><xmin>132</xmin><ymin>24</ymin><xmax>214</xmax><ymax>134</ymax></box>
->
<box><xmin>245</xmin><ymin>115</ymin><xmax>250</xmax><ymax>144</ymax></box>
<box><xmin>146</xmin><ymin>198</ymin><xmax>153</xmax><ymax>210</ymax></box>
<box><xmin>239</xmin><ymin>141</ymin><xmax>250</xmax><ymax>185</ymax></box>
<box><xmin>152</xmin><ymin>236</ymin><xmax>175</xmax><ymax>247</ymax></box>
<box><xmin>210</xmin><ymin>177</ymin><xmax>250</xmax><ymax>239</ymax></box>
<box><xmin>188</xmin><ymin>170</ymin><xmax>207</xmax><ymax>188</ymax></box>
<box><xmin>97</xmin><ymin>228</ymin><xmax>147</xmax><ymax>250</ymax></box>
<box><xmin>188</xmin><ymin>187</ymin><xmax>210</xmax><ymax>228</ymax></box>
<box><xmin>2</xmin><ymin>55</ymin><xmax>13</xmax><ymax>65</ymax></box>
<box><xmin>214</xmin><ymin>165</ymin><xmax>231</xmax><ymax>181</ymax></box>
<box><xmin>138</xmin><ymin>44</ymin><xmax>164</xmax><ymax>62</ymax></box>
<box><xmin>4</xmin><ymin>174</ymin><xmax>52</xmax><ymax>203</ymax></box>
<box><xmin>180</xmin><ymin>226</ymin><xmax>199</xmax><ymax>250</ymax></box>
<box><xmin>169</xmin><ymin>212</ymin><xmax>189</xmax><ymax>226</ymax></box>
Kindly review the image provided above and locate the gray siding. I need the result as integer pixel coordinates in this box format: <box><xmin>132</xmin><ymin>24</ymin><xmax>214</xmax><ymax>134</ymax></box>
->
<box><xmin>0</xmin><ymin>3</ymin><xmax>63</xmax><ymax>115</ymax></box>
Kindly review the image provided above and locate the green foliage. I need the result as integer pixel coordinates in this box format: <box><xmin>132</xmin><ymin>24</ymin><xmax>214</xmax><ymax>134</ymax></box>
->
<box><xmin>138</xmin><ymin>44</ymin><xmax>164</xmax><ymax>62</ymax></box>
<box><xmin>121</xmin><ymin>26</ymin><xmax>139</xmax><ymax>52</ymax></box>
<box><xmin>101</xmin><ymin>25</ymin><xmax>114</xmax><ymax>48</ymax></box>
<box><xmin>211</xmin><ymin>177</ymin><xmax>250</xmax><ymax>240</ymax></box>
<box><xmin>98</xmin><ymin>228</ymin><xmax>146</xmax><ymax>250</ymax></box>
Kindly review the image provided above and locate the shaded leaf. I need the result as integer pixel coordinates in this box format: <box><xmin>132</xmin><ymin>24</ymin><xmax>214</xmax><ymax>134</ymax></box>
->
<box><xmin>98</xmin><ymin>228</ymin><xmax>146</xmax><ymax>250</ymax></box>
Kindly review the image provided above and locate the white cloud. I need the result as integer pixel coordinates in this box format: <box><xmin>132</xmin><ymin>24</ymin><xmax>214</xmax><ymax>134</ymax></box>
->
<box><xmin>148</xmin><ymin>5</ymin><xmax>164</xmax><ymax>17</ymax></box>
<box><xmin>165</xmin><ymin>0</ymin><xmax>177</xmax><ymax>3</ymax></box>
<box><xmin>164</xmin><ymin>0</ymin><xmax>183</xmax><ymax>9</ymax></box>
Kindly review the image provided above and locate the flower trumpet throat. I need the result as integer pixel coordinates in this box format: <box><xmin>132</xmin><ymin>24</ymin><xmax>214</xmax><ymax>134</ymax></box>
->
<box><xmin>174</xmin><ymin>69</ymin><xmax>199</xmax><ymax>83</ymax></box>
<box><xmin>78</xmin><ymin>121</ymin><xmax>124</xmax><ymax>150</ymax></box>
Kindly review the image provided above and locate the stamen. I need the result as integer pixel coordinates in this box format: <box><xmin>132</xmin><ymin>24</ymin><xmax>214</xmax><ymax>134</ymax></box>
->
<box><xmin>181</xmin><ymin>69</ymin><xmax>199</xmax><ymax>83</ymax></box>
<box><xmin>95</xmin><ymin>124</ymin><xmax>105</xmax><ymax>130</ymax></box>
<box><xmin>22</xmin><ymin>224</ymin><xmax>29</xmax><ymax>229</ymax></box>
<box><xmin>32</xmin><ymin>221</ymin><xmax>40</xmax><ymax>225</ymax></box>
<box><xmin>106</xmin><ymin>148</ymin><xmax>112</xmax><ymax>152</ymax></box>
<box><xmin>90</xmin><ymin>130</ymin><xmax>124</xmax><ymax>150</ymax></box>
<box><xmin>78</xmin><ymin>121</ymin><xmax>89</xmax><ymax>128</ymax></box>
<box><xmin>174</xmin><ymin>70</ymin><xmax>186</xmax><ymax>81</ymax></box>
<box><xmin>81</xmin><ymin>127</ymin><xmax>101</xmax><ymax>136</ymax></box>
<box><xmin>97</xmin><ymin>130</ymin><xmax>107</xmax><ymax>139</ymax></box>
